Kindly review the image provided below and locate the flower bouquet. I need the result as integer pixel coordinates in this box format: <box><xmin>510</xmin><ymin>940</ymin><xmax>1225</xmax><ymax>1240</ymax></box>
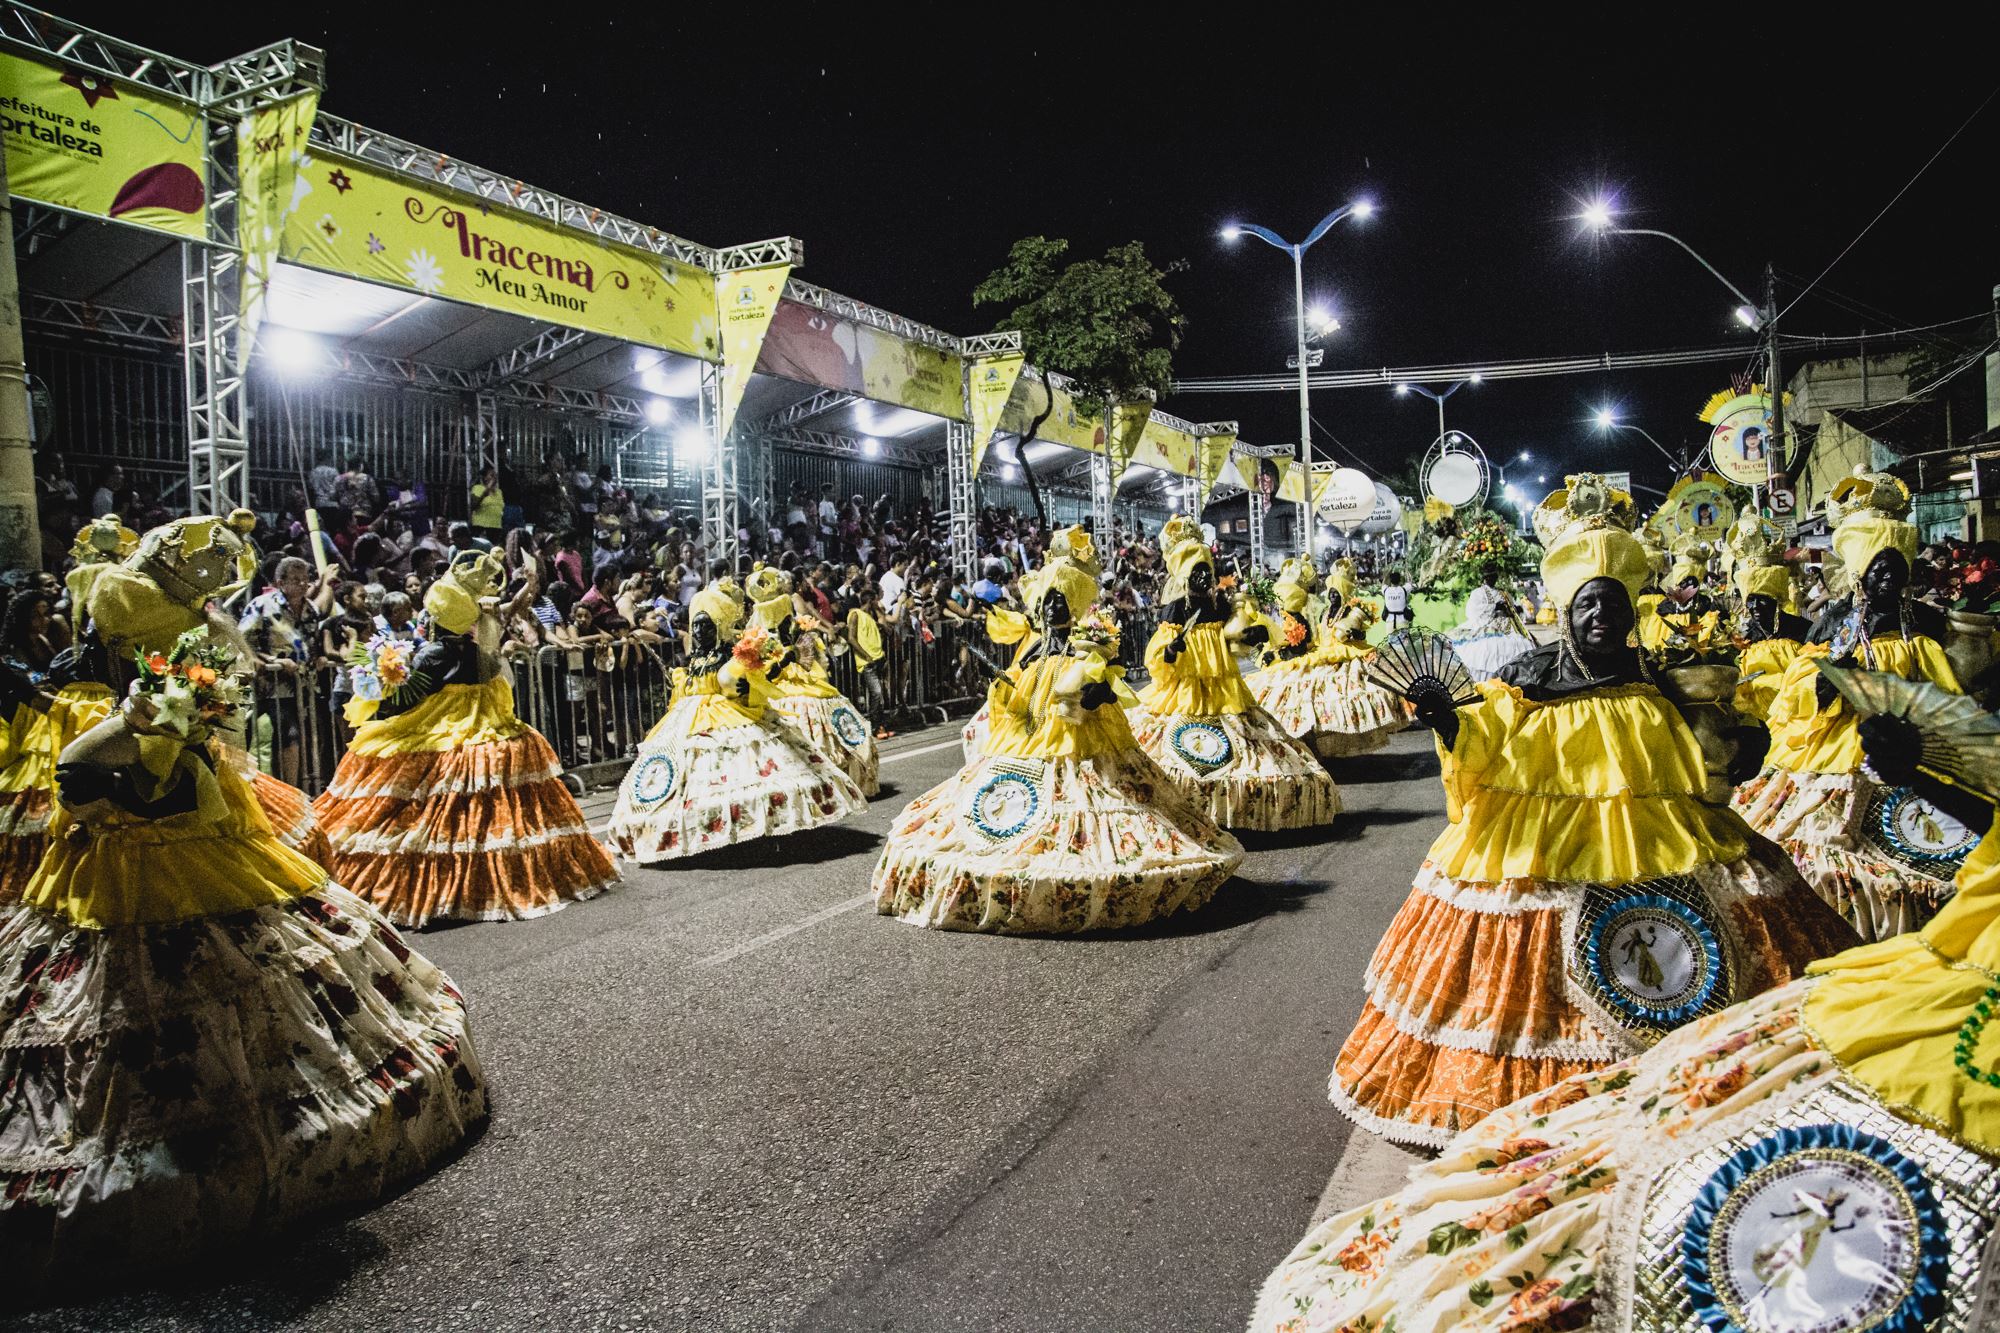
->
<box><xmin>347</xmin><ymin>632</ymin><xmax>431</xmax><ymax>710</ymax></box>
<box><xmin>131</xmin><ymin>628</ymin><xmax>247</xmax><ymax>739</ymax></box>
<box><xmin>1070</xmin><ymin>606</ymin><xmax>1123</xmax><ymax>659</ymax></box>
<box><xmin>732</xmin><ymin>624</ymin><xmax>784</xmax><ymax>675</ymax></box>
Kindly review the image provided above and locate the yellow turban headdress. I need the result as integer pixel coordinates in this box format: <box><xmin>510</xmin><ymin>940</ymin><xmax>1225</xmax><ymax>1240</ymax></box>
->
<box><xmin>1665</xmin><ymin>540</ymin><xmax>1713</xmax><ymax>591</ymax></box>
<box><xmin>745</xmin><ymin>565</ymin><xmax>793</xmax><ymax>630</ymax></box>
<box><xmin>86</xmin><ymin>517</ymin><xmax>257</xmax><ymax>653</ymax></box>
<box><xmin>1727</xmin><ymin>513</ymin><xmax>1794</xmax><ymax>607</ymax></box>
<box><xmin>1049</xmin><ymin>525</ymin><xmax>1102</xmax><ymax>581</ymax></box>
<box><xmin>424</xmin><ymin>550</ymin><xmax>503</xmax><ymax>636</ymax></box>
<box><xmin>690</xmin><ymin>581</ymin><xmax>745</xmax><ymax>638</ymax></box>
<box><xmin>1022</xmin><ymin>543</ymin><xmax>1102</xmax><ymax>627</ymax></box>
<box><xmin>1327</xmin><ymin>558</ymin><xmax>1358</xmax><ymax>605</ymax></box>
<box><xmin>1274</xmin><ymin>577</ymin><xmax>1309</xmax><ymax>615</ymax></box>
<box><xmin>1828</xmin><ymin>470</ymin><xmax>1917</xmax><ymax>585</ymax></box>
<box><xmin>1532</xmin><ymin>473</ymin><xmax>1650</xmax><ymax>610</ymax></box>
<box><xmin>1159</xmin><ymin>517</ymin><xmax>1214</xmax><ymax>605</ymax></box>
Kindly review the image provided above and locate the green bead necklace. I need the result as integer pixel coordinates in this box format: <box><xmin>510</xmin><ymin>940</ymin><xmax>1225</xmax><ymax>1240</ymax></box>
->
<box><xmin>1955</xmin><ymin>983</ymin><xmax>2000</xmax><ymax>1089</ymax></box>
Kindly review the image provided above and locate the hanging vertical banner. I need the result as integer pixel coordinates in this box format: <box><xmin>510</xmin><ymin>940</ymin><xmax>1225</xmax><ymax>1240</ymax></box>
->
<box><xmin>1106</xmin><ymin>401</ymin><xmax>1151</xmax><ymax>484</ymax></box>
<box><xmin>0</xmin><ymin>50</ymin><xmax>207</xmax><ymax>239</ymax></box>
<box><xmin>1197</xmin><ymin>431</ymin><xmax>1237</xmax><ymax>500</ymax></box>
<box><xmin>237</xmin><ymin>90</ymin><xmax>319</xmax><ymax>365</ymax></box>
<box><xmin>715</xmin><ymin>263</ymin><xmax>791</xmax><ymax>438</ymax></box>
<box><xmin>1234</xmin><ymin>456</ymin><xmax>1290</xmax><ymax>511</ymax></box>
<box><xmin>967</xmin><ymin>352</ymin><xmax>1024</xmax><ymax>476</ymax></box>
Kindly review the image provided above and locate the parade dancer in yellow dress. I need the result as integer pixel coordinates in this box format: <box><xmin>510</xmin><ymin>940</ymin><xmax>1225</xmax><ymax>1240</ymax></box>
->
<box><xmin>745</xmin><ymin>566</ymin><xmax>879</xmax><ymax>797</ymax></box>
<box><xmin>1250</xmin><ymin>715</ymin><xmax>2000</xmax><ymax>1333</ymax></box>
<box><xmin>873</xmin><ymin>533</ymin><xmax>1242</xmax><ymax>933</ymax></box>
<box><xmin>1250</xmin><ymin>569</ymin><xmax>1407</xmax><ymax>760</ymax></box>
<box><xmin>1331</xmin><ymin>475</ymin><xmax>1854</xmax><ymax>1148</ymax></box>
<box><xmin>1729</xmin><ymin>514</ymin><xmax>1810</xmax><ymax>724</ymax></box>
<box><xmin>1128</xmin><ymin>517</ymin><xmax>1341</xmax><ymax>830</ymax></box>
<box><xmin>607</xmin><ymin>581</ymin><xmax>866</xmax><ymax>863</ymax></box>
<box><xmin>0</xmin><ymin>575</ymin><xmax>485</xmax><ymax>1289</ymax></box>
<box><xmin>1734</xmin><ymin>472</ymin><xmax>1965</xmax><ymax>939</ymax></box>
<box><xmin>313</xmin><ymin>552</ymin><xmax>618</xmax><ymax>926</ymax></box>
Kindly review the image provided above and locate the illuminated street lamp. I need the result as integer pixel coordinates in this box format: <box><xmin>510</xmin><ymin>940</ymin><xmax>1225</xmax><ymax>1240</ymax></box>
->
<box><xmin>1393</xmin><ymin>373</ymin><xmax>1479</xmax><ymax>442</ymax></box>
<box><xmin>1222</xmin><ymin>198</ymin><xmax>1374</xmax><ymax>552</ymax></box>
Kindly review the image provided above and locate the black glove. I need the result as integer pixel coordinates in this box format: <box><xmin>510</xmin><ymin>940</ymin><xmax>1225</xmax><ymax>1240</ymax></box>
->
<box><xmin>735</xmin><ymin>676</ymin><xmax>751</xmax><ymax>699</ymax></box>
<box><xmin>1407</xmin><ymin>683</ymin><xmax>1460</xmax><ymax>750</ymax></box>
<box><xmin>1163</xmin><ymin>634</ymin><xmax>1187</xmax><ymax>664</ymax></box>
<box><xmin>1078</xmin><ymin>679</ymin><xmax>1116</xmax><ymax>711</ymax></box>
<box><xmin>45</xmin><ymin>645</ymin><xmax>85</xmax><ymax>690</ymax></box>
<box><xmin>1857</xmin><ymin>714</ymin><xmax>1922</xmax><ymax>787</ymax></box>
<box><xmin>1814</xmin><ymin>657</ymin><xmax>1859</xmax><ymax>713</ymax></box>
<box><xmin>1239</xmin><ymin>624</ymin><xmax>1270</xmax><ymax>648</ymax></box>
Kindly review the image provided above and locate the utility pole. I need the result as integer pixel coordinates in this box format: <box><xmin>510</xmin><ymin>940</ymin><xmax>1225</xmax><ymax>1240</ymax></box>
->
<box><xmin>1291</xmin><ymin>246</ymin><xmax>1312</xmax><ymax>556</ymax></box>
<box><xmin>1764</xmin><ymin>263</ymin><xmax>1785</xmax><ymax>518</ymax></box>
<box><xmin>0</xmin><ymin>146</ymin><xmax>40</xmax><ymax>569</ymax></box>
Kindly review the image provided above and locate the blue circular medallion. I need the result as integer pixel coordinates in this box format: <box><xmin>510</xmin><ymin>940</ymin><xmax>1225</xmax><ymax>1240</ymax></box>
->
<box><xmin>1582</xmin><ymin>890</ymin><xmax>1725</xmax><ymax>1028</ymax></box>
<box><xmin>1871</xmin><ymin>786</ymin><xmax>1978</xmax><ymax>875</ymax></box>
<box><xmin>1682</xmin><ymin>1124</ymin><xmax>1947</xmax><ymax>1333</ymax></box>
<box><xmin>1170</xmin><ymin>720</ymin><xmax>1234</xmax><ymax>772</ymax></box>
<box><xmin>964</xmin><ymin>769</ymin><xmax>1041</xmax><ymax>843</ymax></box>
<box><xmin>829</xmin><ymin>704</ymin><xmax>869</xmax><ymax>752</ymax></box>
<box><xmin>629</xmin><ymin>753</ymin><xmax>678</xmax><ymax>809</ymax></box>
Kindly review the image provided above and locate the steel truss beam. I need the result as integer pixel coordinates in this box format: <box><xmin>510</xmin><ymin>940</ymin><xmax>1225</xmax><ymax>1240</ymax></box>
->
<box><xmin>473</xmin><ymin>325</ymin><xmax>590</xmax><ymax>389</ymax></box>
<box><xmin>22</xmin><ymin>293</ymin><xmax>179</xmax><ymax>346</ymax></box>
<box><xmin>945</xmin><ymin>418</ymin><xmax>976</xmax><ymax>583</ymax></box>
<box><xmin>699</xmin><ymin>363</ymin><xmax>735</xmax><ymax>570</ymax></box>
<box><xmin>783</xmin><ymin>279</ymin><xmax>956</xmax><ymax>353</ymax></box>
<box><xmin>310</xmin><ymin>114</ymin><xmax>718</xmax><ymax>270</ymax></box>
<box><xmin>762</xmin><ymin>426</ymin><xmax>932</xmax><ymax>469</ymax></box>
<box><xmin>756</xmin><ymin>388</ymin><xmax>858</xmax><ymax>432</ymax></box>
<box><xmin>9</xmin><ymin>202</ymin><xmax>79</xmax><ymax>256</ymax></box>
<box><xmin>718</xmin><ymin>238</ymin><xmax>805</xmax><ymax>272</ymax></box>
<box><xmin>959</xmin><ymin>331</ymin><xmax>1023</xmax><ymax>358</ymax></box>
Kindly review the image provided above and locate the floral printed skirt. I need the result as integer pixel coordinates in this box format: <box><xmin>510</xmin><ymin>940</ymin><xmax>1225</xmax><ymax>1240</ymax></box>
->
<box><xmin>1126</xmin><ymin>704</ymin><xmax>1343</xmax><ymax>830</ymax></box>
<box><xmin>313</xmin><ymin>726</ymin><xmax>617</xmax><ymax>928</ymax></box>
<box><xmin>1257</xmin><ymin>982</ymin><xmax>1840</xmax><ymax>1333</ymax></box>
<box><xmin>606</xmin><ymin>700</ymin><xmax>866</xmax><ymax>864</ymax></box>
<box><xmin>960</xmin><ymin>703</ymin><xmax>990</xmax><ymax>765</ymax></box>
<box><xmin>1331</xmin><ymin>848</ymin><xmax>1856</xmax><ymax>1149</ymax></box>
<box><xmin>769</xmin><ymin>691</ymin><xmax>880</xmax><ymax>798</ymax></box>
<box><xmin>1733</xmin><ymin>764</ymin><xmax>1961</xmax><ymax>941</ymax></box>
<box><xmin>0</xmin><ymin>882</ymin><xmax>488</xmax><ymax>1288</ymax></box>
<box><xmin>871</xmin><ymin>745</ymin><xmax>1244</xmax><ymax>933</ymax></box>
<box><xmin>1248</xmin><ymin>658</ymin><xmax>1408</xmax><ymax>759</ymax></box>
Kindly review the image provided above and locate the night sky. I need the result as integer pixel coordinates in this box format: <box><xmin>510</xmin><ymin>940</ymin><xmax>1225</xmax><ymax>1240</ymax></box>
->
<box><xmin>116</xmin><ymin>11</ymin><xmax>2000</xmax><ymax>500</ymax></box>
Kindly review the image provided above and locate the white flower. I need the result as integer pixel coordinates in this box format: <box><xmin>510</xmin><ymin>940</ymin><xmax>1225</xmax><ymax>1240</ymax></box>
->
<box><xmin>404</xmin><ymin>248</ymin><xmax>445</xmax><ymax>294</ymax></box>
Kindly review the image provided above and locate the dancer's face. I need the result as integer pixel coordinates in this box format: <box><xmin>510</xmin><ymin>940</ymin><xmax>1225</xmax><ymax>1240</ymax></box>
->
<box><xmin>1569</xmin><ymin>579</ymin><xmax>1634</xmax><ymax>655</ymax></box>
<box><xmin>691</xmin><ymin>615</ymin><xmax>719</xmax><ymax>653</ymax></box>
<box><xmin>1190</xmin><ymin>563</ymin><xmax>1215</xmax><ymax>600</ymax></box>
<box><xmin>1746</xmin><ymin>593</ymin><xmax>1777</xmax><ymax>631</ymax></box>
<box><xmin>1862</xmin><ymin>550</ymin><xmax>1908</xmax><ymax>607</ymax></box>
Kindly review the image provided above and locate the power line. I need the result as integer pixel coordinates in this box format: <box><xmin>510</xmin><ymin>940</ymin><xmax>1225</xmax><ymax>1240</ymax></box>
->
<box><xmin>1777</xmin><ymin>83</ymin><xmax>2000</xmax><ymax>321</ymax></box>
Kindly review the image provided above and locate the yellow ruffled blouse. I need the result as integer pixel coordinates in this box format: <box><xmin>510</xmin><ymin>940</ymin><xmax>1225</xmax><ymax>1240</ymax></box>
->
<box><xmin>1734</xmin><ymin>637</ymin><xmax>1801</xmax><ymax>723</ymax></box>
<box><xmin>1764</xmin><ymin>634</ymin><xmax>1961</xmax><ymax>775</ymax></box>
<box><xmin>1259</xmin><ymin>635</ymin><xmax>1372</xmax><ymax>679</ymax></box>
<box><xmin>1431</xmin><ymin>680</ymin><xmax>1746</xmax><ymax>885</ymax></box>
<box><xmin>24</xmin><ymin>741</ymin><xmax>325</xmax><ymax>928</ymax></box>
<box><xmin>642</xmin><ymin>660</ymin><xmax>772</xmax><ymax>741</ymax></box>
<box><xmin>1804</xmin><ymin>825</ymin><xmax>2000</xmax><ymax>1156</ymax></box>
<box><xmin>985</xmin><ymin>652</ymin><xmax>1135</xmax><ymax>760</ymax></box>
<box><xmin>348</xmin><ymin>676</ymin><xmax>527</xmax><ymax>757</ymax></box>
<box><xmin>1141</xmin><ymin>620</ymin><xmax>1254</xmax><ymax>716</ymax></box>
<box><xmin>768</xmin><ymin>660</ymin><xmax>839</xmax><ymax>701</ymax></box>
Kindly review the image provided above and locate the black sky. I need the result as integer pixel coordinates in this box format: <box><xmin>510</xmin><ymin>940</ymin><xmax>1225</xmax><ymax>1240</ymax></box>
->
<box><xmin>110</xmin><ymin>9</ymin><xmax>2000</xmax><ymax>499</ymax></box>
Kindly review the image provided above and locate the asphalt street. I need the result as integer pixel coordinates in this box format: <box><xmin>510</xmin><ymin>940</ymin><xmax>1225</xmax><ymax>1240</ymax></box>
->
<box><xmin>10</xmin><ymin>728</ymin><xmax>1447</xmax><ymax>1333</ymax></box>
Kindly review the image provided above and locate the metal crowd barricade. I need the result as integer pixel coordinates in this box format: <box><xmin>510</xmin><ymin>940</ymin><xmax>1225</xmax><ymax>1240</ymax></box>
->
<box><xmin>249</xmin><ymin>607</ymin><xmax>1172</xmax><ymax>798</ymax></box>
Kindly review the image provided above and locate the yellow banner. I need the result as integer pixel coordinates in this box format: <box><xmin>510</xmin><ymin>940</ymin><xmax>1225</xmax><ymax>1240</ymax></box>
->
<box><xmin>1131</xmin><ymin>417</ymin><xmax>1200</xmax><ymax>478</ymax></box>
<box><xmin>0</xmin><ymin>50</ymin><xmax>206</xmax><ymax>239</ymax></box>
<box><xmin>1106</xmin><ymin>402</ymin><xmax>1150</xmax><ymax>484</ymax></box>
<box><xmin>968</xmin><ymin>353</ymin><xmax>1024</xmax><ymax>476</ymax></box>
<box><xmin>715</xmin><ymin>263</ymin><xmax>791</xmax><ymax>438</ymax></box>
<box><xmin>1279</xmin><ymin>467</ymin><xmax>1332</xmax><ymax>506</ymax></box>
<box><xmin>1002</xmin><ymin>370</ymin><xmax>1101</xmax><ymax>451</ymax></box>
<box><xmin>282</xmin><ymin>152</ymin><xmax>720</xmax><ymax>360</ymax></box>
<box><xmin>1233</xmin><ymin>455</ymin><xmax>1292</xmax><ymax>504</ymax></box>
<box><xmin>1197</xmin><ymin>431</ymin><xmax>1236</xmax><ymax>499</ymax></box>
<box><xmin>238</xmin><ymin>91</ymin><xmax>319</xmax><ymax>364</ymax></box>
<box><xmin>859</xmin><ymin>325</ymin><xmax>962</xmax><ymax>419</ymax></box>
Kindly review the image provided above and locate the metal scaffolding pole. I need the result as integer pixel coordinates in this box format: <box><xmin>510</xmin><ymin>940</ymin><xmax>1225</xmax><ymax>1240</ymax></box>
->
<box><xmin>699</xmin><ymin>362</ymin><xmax>736</xmax><ymax>571</ymax></box>
<box><xmin>1089</xmin><ymin>452</ymin><xmax>1113</xmax><ymax>545</ymax></box>
<box><xmin>945</xmin><ymin>417</ymin><xmax>976</xmax><ymax>583</ymax></box>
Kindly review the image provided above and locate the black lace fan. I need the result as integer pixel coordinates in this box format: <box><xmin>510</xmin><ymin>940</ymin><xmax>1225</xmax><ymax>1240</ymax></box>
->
<box><xmin>1366</xmin><ymin>629</ymin><xmax>1479</xmax><ymax>707</ymax></box>
<box><xmin>1818</xmin><ymin>661</ymin><xmax>2000</xmax><ymax>800</ymax></box>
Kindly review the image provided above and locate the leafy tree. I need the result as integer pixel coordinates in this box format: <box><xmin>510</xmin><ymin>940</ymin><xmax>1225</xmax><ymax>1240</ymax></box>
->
<box><xmin>973</xmin><ymin>237</ymin><xmax>1187</xmax><ymax>530</ymax></box>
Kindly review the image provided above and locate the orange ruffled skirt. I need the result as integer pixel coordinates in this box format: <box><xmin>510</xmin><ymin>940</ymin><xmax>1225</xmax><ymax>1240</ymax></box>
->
<box><xmin>0</xmin><ymin>686</ymin><xmax>116</xmax><ymax>902</ymax></box>
<box><xmin>312</xmin><ymin>678</ymin><xmax>617</xmax><ymax>928</ymax></box>
<box><xmin>1331</xmin><ymin>849</ymin><xmax>1857</xmax><ymax>1148</ymax></box>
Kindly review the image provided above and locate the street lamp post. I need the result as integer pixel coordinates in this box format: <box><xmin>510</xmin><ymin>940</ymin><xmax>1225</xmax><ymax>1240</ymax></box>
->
<box><xmin>1494</xmin><ymin>449</ymin><xmax>1533</xmax><ymax>532</ymax></box>
<box><xmin>1394</xmin><ymin>374</ymin><xmax>1480</xmax><ymax>442</ymax></box>
<box><xmin>1592</xmin><ymin>409</ymin><xmax>1687</xmax><ymax>472</ymax></box>
<box><xmin>1223</xmin><ymin>199</ymin><xmax>1373</xmax><ymax>554</ymax></box>
<box><xmin>1581</xmin><ymin>202</ymin><xmax>1782</xmax><ymax>504</ymax></box>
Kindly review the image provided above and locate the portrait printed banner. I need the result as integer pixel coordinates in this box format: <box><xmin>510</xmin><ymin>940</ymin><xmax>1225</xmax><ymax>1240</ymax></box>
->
<box><xmin>756</xmin><ymin>300</ymin><xmax>965</xmax><ymax>420</ymax></box>
<box><xmin>1700</xmin><ymin>387</ymin><xmax>1779</xmax><ymax>487</ymax></box>
<box><xmin>238</xmin><ymin>90</ymin><xmax>320</xmax><ymax>364</ymax></box>
<box><xmin>0</xmin><ymin>49</ymin><xmax>206</xmax><ymax>239</ymax></box>
<box><xmin>281</xmin><ymin>152</ymin><xmax>721</xmax><ymax>361</ymax></box>
<box><xmin>715</xmin><ymin>264</ymin><xmax>792</xmax><ymax>438</ymax></box>
<box><xmin>967</xmin><ymin>352</ymin><xmax>1025</xmax><ymax>477</ymax></box>
<box><xmin>1659</xmin><ymin>472</ymin><xmax>1738</xmax><ymax>545</ymax></box>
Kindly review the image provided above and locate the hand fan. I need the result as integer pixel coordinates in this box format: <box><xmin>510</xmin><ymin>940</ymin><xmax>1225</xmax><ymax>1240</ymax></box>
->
<box><xmin>1366</xmin><ymin>628</ymin><xmax>1480</xmax><ymax>708</ymax></box>
<box><xmin>1817</xmin><ymin>661</ymin><xmax>2000</xmax><ymax>801</ymax></box>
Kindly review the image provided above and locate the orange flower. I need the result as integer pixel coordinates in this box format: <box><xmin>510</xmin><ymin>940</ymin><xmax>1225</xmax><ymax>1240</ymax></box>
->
<box><xmin>1461</xmin><ymin>1190</ymin><xmax>1553</xmax><ymax>1234</ymax></box>
<box><xmin>1335</xmin><ymin>1229</ymin><xmax>1391</xmax><ymax>1274</ymax></box>
<box><xmin>1681</xmin><ymin>1062</ymin><xmax>1750</xmax><ymax>1111</ymax></box>
<box><xmin>146</xmin><ymin>653</ymin><xmax>169</xmax><ymax>675</ymax></box>
<box><xmin>184</xmin><ymin>664</ymin><xmax>217</xmax><ymax>688</ymax></box>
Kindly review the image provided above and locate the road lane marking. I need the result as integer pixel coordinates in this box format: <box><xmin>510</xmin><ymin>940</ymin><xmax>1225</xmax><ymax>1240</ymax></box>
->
<box><xmin>696</xmin><ymin>893</ymin><xmax>876</xmax><ymax>967</ymax></box>
<box><xmin>879</xmin><ymin>736</ymin><xmax>964</xmax><ymax>763</ymax></box>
